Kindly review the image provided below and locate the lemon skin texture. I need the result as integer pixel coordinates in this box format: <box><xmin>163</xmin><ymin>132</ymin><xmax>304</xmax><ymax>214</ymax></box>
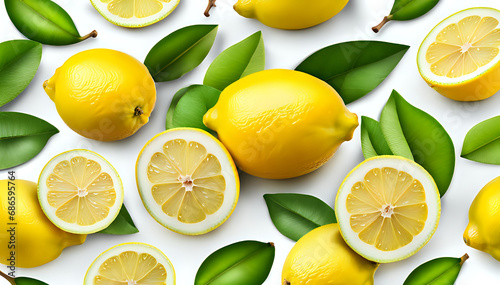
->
<box><xmin>0</xmin><ymin>180</ymin><xmax>86</xmax><ymax>268</ymax></box>
<box><xmin>282</xmin><ymin>224</ymin><xmax>378</xmax><ymax>285</ymax></box>
<box><xmin>464</xmin><ymin>176</ymin><xmax>500</xmax><ymax>261</ymax></box>
<box><xmin>43</xmin><ymin>49</ymin><xmax>156</xmax><ymax>141</ymax></box>
<box><xmin>234</xmin><ymin>0</ymin><xmax>349</xmax><ymax>30</ymax></box>
<box><xmin>203</xmin><ymin>69</ymin><xmax>358</xmax><ymax>179</ymax></box>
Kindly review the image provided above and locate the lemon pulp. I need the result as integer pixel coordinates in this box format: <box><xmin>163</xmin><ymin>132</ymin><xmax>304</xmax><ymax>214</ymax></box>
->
<box><xmin>347</xmin><ymin>167</ymin><xmax>428</xmax><ymax>251</ymax></box>
<box><xmin>426</xmin><ymin>15</ymin><xmax>500</xmax><ymax>78</ymax></box>
<box><xmin>94</xmin><ymin>251</ymin><xmax>168</xmax><ymax>284</ymax></box>
<box><xmin>102</xmin><ymin>0</ymin><xmax>172</xmax><ymax>18</ymax></box>
<box><xmin>147</xmin><ymin>139</ymin><xmax>226</xmax><ymax>224</ymax></box>
<box><xmin>47</xmin><ymin>157</ymin><xmax>116</xmax><ymax>226</ymax></box>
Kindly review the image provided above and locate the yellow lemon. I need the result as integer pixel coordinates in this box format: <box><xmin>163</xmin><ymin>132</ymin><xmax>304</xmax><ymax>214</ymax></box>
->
<box><xmin>203</xmin><ymin>69</ymin><xmax>358</xmax><ymax>179</ymax></box>
<box><xmin>0</xmin><ymin>180</ymin><xmax>86</xmax><ymax>268</ymax></box>
<box><xmin>335</xmin><ymin>156</ymin><xmax>441</xmax><ymax>263</ymax></box>
<box><xmin>464</xmin><ymin>176</ymin><xmax>500</xmax><ymax>261</ymax></box>
<box><xmin>417</xmin><ymin>7</ymin><xmax>500</xmax><ymax>101</ymax></box>
<box><xmin>234</xmin><ymin>0</ymin><xmax>349</xmax><ymax>30</ymax></box>
<box><xmin>43</xmin><ymin>49</ymin><xmax>156</xmax><ymax>141</ymax></box>
<box><xmin>90</xmin><ymin>0</ymin><xmax>180</xmax><ymax>28</ymax></box>
<box><xmin>282</xmin><ymin>223</ymin><xmax>378</xmax><ymax>285</ymax></box>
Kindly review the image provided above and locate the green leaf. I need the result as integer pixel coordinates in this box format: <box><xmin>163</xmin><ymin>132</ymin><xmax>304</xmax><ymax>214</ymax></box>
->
<box><xmin>361</xmin><ymin>116</ymin><xmax>393</xmax><ymax>158</ymax></box>
<box><xmin>15</xmin><ymin>277</ymin><xmax>49</xmax><ymax>285</ymax></box>
<box><xmin>296</xmin><ymin>41</ymin><xmax>409</xmax><ymax>104</ymax></box>
<box><xmin>461</xmin><ymin>116</ymin><xmax>500</xmax><ymax>164</ymax></box>
<box><xmin>264</xmin><ymin>193</ymin><xmax>336</xmax><ymax>241</ymax></box>
<box><xmin>204</xmin><ymin>31</ymin><xmax>265</xmax><ymax>91</ymax></box>
<box><xmin>403</xmin><ymin>254</ymin><xmax>468</xmax><ymax>285</ymax></box>
<box><xmin>4</xmin><ymin>0</ymin><xmax>97</xmax><ymax>45</ymax></box>
<box><xmin>0</xmin><ymin>40</ymin><xmax>42</xmax><ymax>107</ymax></box>
<box><xmin>98</xmin><ymin>204</ymin><xmax>138</xmax><ymax>235</ymax></box>
<box><xmin>166</xmin><ymin>85</ymin><xmax>220</xmax><ymax>134</ymax></box>
<box><xmin>195</xmin><ymin>241</ymin><xmax>275</xmax><ymax>285</ymax></box>
<box><xmin>390</xmin><ymin>0</ymin><xmax>440</xmax><ymax>21</ymax></box>
<box><xmin>0</xmin><ymin>112</ymin><xmax>59</xmax><ymax>170</ymax></box>
<box><xmin>380</xmin><ymin>90</ymin><xmax>455</xmax><ymax>196</ymax></box>
<box><xmin>372</xmin><ymin>0</ymin><xmax>439</xmax><ymax>32</ymax></box>
<box><xmin>145</xmin><ymin>25</ymin><xmax>218</xmax><ymax>82</ymax></box>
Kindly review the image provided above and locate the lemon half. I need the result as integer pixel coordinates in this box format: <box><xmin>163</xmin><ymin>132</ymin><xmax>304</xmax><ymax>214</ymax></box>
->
<box><xmin>90</xmin><ymin>0</ymin><xmax>180</xmax><ymax>28</ymax></box>
<box><xmin>418</xmin><ymin>7</ymin><xmax>500</xmax><ymax>101</ymax></box>
<box><xmin>84</xmin><ymin>242</ymin><xmax>175</xmax><ymax>285</ymax></box>
<box><xmin>136</xmin><ymin>128</ymin><xmax>239</xmax><ymax>235</ymax></box>
<box><xmin>335</xmin><ymin>156</ymin><xmax>441</xmax><ymax>263</ymax></box>
<box><xmin>38</xmin><ymin>150</ymin><xmax>124</xmax><ymax>234</ymax></box>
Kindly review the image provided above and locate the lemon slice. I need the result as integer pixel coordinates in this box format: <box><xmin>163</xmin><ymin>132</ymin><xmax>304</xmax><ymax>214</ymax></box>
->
<box><xmin>335</xmin><ymin>156</ymin><xmax>440</xmax><ymax>263</ymax></box>
<box><xmin>84</xmin><ymin>242</ymin><xmax>175</xmax><ymax>285</ymax></box>
<box><xmin>418</xmin><ymin>7</ymin><xmax>500</xmax><ymax>101</ymax></box>
<box><xmin>90</xmin><ymin>0</ymin><xmax>180</xmax><ymax>28</ymax></box>
<box><xmin>136</xmin><ymin>128</ymin><xmax>239</xmax><ymax>235</ymax></box>
<box><xmin>38</xmin><ymin>149</ymin><xmax>124</xmax><ymax>234</ymax></box>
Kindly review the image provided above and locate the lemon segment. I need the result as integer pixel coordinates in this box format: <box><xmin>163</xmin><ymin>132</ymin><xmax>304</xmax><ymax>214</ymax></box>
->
<box><xmin>84</xmin><ymin>243</ymin><xmax>175</xmax><ymax>285</ymax></box>
<box><xmin>38</xmin><ymin>150</ymin><xmax>124</xmax><ymax>234</ymax></box>
<box><xmin>418</xmin><ymin>7</ymin><xmax>500</xmax><ymax>101</ymax></box>
<box><xmin>91</xmin><ymin>0</ymin><xmax>180</xmax><ymax>28</ymax></box>
<box><xmin>336</xmin><ymin>156</ymin><xmax>440</xmax><ymax>263</ymax></box>
<box><xmin>136</xmin><ymin>128</ymin><xmax>239</xmax><ymax>235</ymax></box>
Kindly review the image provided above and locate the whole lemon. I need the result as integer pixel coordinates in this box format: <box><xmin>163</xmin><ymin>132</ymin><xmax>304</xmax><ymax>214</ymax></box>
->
<box><xmin>464</xmin><ymin>176</ymin><xmax>500</xmax><ymax>261</ymax></box>
<box><xmin>282</xmin><ymin>224</ymin><xmax>378</xmax><ymax>285</ymax></box>
<box><xmin>234</xmin><ymin>0</ymin><xmax>349</xmax><ymax>30</ymax></box>
<box><xmin>203</xmin><ymin>69</ymin><xmax>358</xmax><ymax>179</ymax></box>
<box><xmin>43</xmin><ymin>49</ymin><xmax>156</xmax><ymax>141</ymax></box>
<box><xmin>0</xmin><ymin>180</ymin><xmax>86</xmax><ymax>268</ymax></box>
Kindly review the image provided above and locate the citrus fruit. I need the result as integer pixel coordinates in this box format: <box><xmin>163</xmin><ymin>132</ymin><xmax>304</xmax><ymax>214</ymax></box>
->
<box><xmin>0</xmin><ymin>180</ymin><xmax>86</xmax><ymax>268</ymax></box>
<box><xmin>84</xmin><ymin>242</ymin><xmax>175</xmax><ymax>285</ymax></box>
<box><xmin>282</xmin><ymin>224</ymin><xmax>378</xmax><ymax>285</ymax></box>
<box><xmin>335</xmin><ymin>156</ymin><xmax>441</xmax><ymax>263</ymax></box>
<box><xmin>464</xmin><ymin>176</ymin><xmax>500</xmax><ymax>261</ymax></box>
<box><xmin>136</xmin><ymin>128</ymin><xmax>239</xmax><ymax>235</ymax></box>
<box><xmin>417</xmin><ymin>7</ymin><xmax>500</xmax><ymax>101</ymax></box>
<box><xmin>234</xmin><ymin>0</ymin><xmax>349</xmax><ymax>30</ymax></box>
<box><xmin>38</xmin><ymin>149</ymin><xmax>124</xmax><ymax>234</ymax></box>
<box><xmin>90</xmin><ymin>0</ymin><xmax>180</xmax><ymax>28</ymax></box>
<box><xmin>43</xmin><ymin>49</ymin><xmax>156</xmax><ymax>141</ymax></box>
<box><xmin>203</xmin><ymin>69</ymin><xmax>358</xmax><ymax>179</ymax></box>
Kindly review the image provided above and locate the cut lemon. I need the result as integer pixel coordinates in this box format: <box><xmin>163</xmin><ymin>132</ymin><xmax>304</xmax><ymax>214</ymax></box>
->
<box><xmin>136</xmin><ymin>128</ymin><xmax>239</xmax><ymax>235</ymax></box>
<box><xmin>90</xmin><ymin>0</ymin><xmax>180</xmax><ymax>28</ymax></box>
<box><xmin>38</xmin><ymin>149</ymin><xmax>124</xmax><ymax>234</ymax></box>
<box><xmin>84</xmin><ymin>242</ymin><xmax>175</xmax><ymax>285</ymax></box>
<box><xmin>335</xmin><ymin>156</ymin><xmax>440</xmax><ymax>263</ymax></box>
<box><xmin>418</xmin><ymin>7</ymin><xmax>500</xmax><ymax>101</ymax></box>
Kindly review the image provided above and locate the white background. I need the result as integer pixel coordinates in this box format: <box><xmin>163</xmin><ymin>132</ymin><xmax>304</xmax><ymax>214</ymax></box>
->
<box><xmin>1</xmin><ymin>0</ymin><xmax>500</xmax><ymax>284</ymax></box>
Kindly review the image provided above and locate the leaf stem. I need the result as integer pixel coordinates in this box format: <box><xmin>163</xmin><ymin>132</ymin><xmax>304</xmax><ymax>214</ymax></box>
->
<box><xmin>0</xmin><ymin>270</ymin><xmax>15</xmax><ymax>285</ymax></box>
<box><xmin>79</xmin><ymin>30</ymin><xmax>98</xmax><ymax>41</ymax></box>
<box><xmin>204</xmin><ymin>0</ymin><xmax>217</xmax><ymax>17</ymax></box>
<box><xmin>372</xmin><ymin>16</ymin><xmax>392</xmax><ymax>33</ymax></box>
<box><xmin>460</xmin><ymin>253</ymin><xmax>469</xmax><ymax>265</ymax></box>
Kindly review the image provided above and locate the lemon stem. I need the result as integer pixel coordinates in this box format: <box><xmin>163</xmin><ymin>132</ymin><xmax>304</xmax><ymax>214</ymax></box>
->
<box><xmin>134</xmin><ymin>106</ymin><xmax>144</xmax><ymax>116</ymax></box>
<box><xmin>460</xmin><ymin>253</ymin><xmax>469</xmax><ymax>265</ymax></box>
<box><xmin>0</xmin><ymin>270</ymin><xmax>15</xmax><ymax>285</ymax></box>
<box><xmin>372</xmin><ymin>16</ymin><xmax>392</xmax><ymax>33</ymax></box>
<box><xmin>204</xmin><ymin>0</ymin><xmax>217</xmax><ymax>17</ymax></box>
<box><xmin>79</xmin><ymin>30</ymin><xmax>98</xmax><ymax>41</ymax></box>
<box><xmin>283</xmin><ymin>279</ymin><xmax>291</xmax><ymax>285</ymax></box>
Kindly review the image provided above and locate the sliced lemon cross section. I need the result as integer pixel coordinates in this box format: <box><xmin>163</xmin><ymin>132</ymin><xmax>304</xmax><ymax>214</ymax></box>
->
<box><xmin>91</xmin><ymin>0</ymin><xmax>180</xmax><ymax>28</ymax></box>
<box><xmin>137</xmin><ymin>128</ymin><xmax>239</xmax><ymax>235</ymax></box>
<box><xmin>84</xmin><ymin>242</ymin><xmax>175</xmax><ymax>285</ymax></box>
<box><xmin>335</xmin><ymin>156</ymin><xmax>440</xmax><ymax>263</ymax></box>
<box><xmin>418</xmin><ymin>7</ymin><xmax>500</xmax><ymax>101</ymax></box>
<box><xmin>38</xmin><ymin>150</ymin><xmax>124</xmax><ymax>234</ymax></box>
